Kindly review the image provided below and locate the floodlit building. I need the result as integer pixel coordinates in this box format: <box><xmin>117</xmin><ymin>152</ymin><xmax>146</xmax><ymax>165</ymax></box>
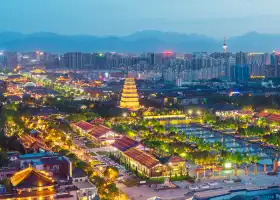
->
<box><xmin>112</xmin><ymin>138</ymin><xmax>186</xmax><ymax>177</ymax></box>
<box><xmin>0</xmin><ymin>166</ymin><xmax>56</xmax><ymax>200</ymax></box>
<box><xmin>123</xmin><ymin>148</ymin><xmax>163</xmax><ymax>177</ymax></box>
<box><xmin>119</xmin><ymin>78</ymin><xmax>140</xmax><ymax>110</ymax></box>
<box><xmin>87</xmin><ymin>125</ymin><xmax>122</xmax><ymax>146</ymax></box>
<box><xmin>71</xmin><ymin>121</ymin><xmax>95</xmax><ymax>135</ymax></box>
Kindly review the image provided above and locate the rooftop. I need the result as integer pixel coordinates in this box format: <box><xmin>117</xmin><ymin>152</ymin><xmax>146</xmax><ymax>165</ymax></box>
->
<box><xmin>72</xmin><ymin>168</ymin><xmax>87</xmax><ymax>178</ymax></box>
<box><xmin>112</xmin><ymin>136</ymin><xmax>139</xmax><ymax>152</ymax></box>
<box><xmin>267</xmin><ymin>114</ymin><xmax>280</xmax><ymax>122</ymax></box>
<box><xmin>255</xmin><ymin>111</ymin><xmax>271</xmax><ymax>118</ymax></box>
<box><xmin>158</xmin><ymin>155</ymin><xmax>185</xmax><ymax>164</ymax></box>
<box><xmin>88</xmin><ymin>125</ymin><xmax>113</xmax><ymax>138</ymax></box>
<box><xmin>90</xmin><ymin>118</ymin><xmax>105</xmax><ymax>125</ymax></box>
<box><xmin>74</xmin><ymin>181</ymin><xmax>96</xmax><ymax>190</ymax></box>
<box><xmin>10</xmin><ymin>167</ymin><xmax>55</xmax><ymax>189</ymax></box>
<box><xmin>124</xmin><ymin>148</ymin><xmax>160</xmax><ymax>169</ymax></box>
<box><xmin>20</xmin><ymin>134</ymin><xmax>51</xmax><ymax>152</ymax></box>
<box><xmin>19</xmin><ymin>152</ymin><xmax>58</xmax><ymax>160</ymax></box>
<box><xmin>74</xmin><ymin>121</ymin><xmax>94</xmax><ymax>131</ymax></box>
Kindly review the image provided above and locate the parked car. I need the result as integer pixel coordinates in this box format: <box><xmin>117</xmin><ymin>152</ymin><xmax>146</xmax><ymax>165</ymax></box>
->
<box><xmin>267</xmin><ymin>171</ymin><xmax>278</xmax><ymax>176</ymax></box>
<box><xmin>223</xmin><ymin>179</ymin><xmax>234</xmax><ymax>184</ymax></box>
<box><xmin>207</xmin><ymin>181</ymin><xmax>218</xmax><ymax>186</ymax></box>
<box><xmin>199</xmin><ymin>184</ymin><xmax>210</xmax><ymax>189</ymax></box>
<box><xmin>184</xmin><ymin>191</ymin><xmax>191</xmax><ymax>196</ymax></box>
<box><xmin>189</xmin><ymin>185</ymin><xmax>199</xmax><ymax>191</ymax></box>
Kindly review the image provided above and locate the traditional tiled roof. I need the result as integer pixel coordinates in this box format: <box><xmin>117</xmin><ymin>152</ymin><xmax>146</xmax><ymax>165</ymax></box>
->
<box><xmin>90</xmin><ymin>118</ymin><xmax>104</xmax><ymax>125</ymax></box>
<box><xmin>112</xmin><ymin>136</ymin><xmax>139</xmax><ymax>152</ymax></box>
<box><xmin>267</xmin><ymin>114</ymin><xmax>280</xmax><ymax>122</ymax></box>
<box><xmin>158</xmin><ymin>155</ymin><xmax>185</xmax><ymax>164</ymax></box>
<box><xmin>10</xmin><ymin>167</ymin><xmax>55</xmax><ymax>189</ymax></box>
<box><xmin>20</xmin><ymin>134</ymin><xmax>51</xmax><ymax>152</ymax></box>
<box><xmin>88</xmin><ymin>125</ymin><xmax>112</xmax><ymax>138</ymax></box>
<box><xmin>255</xmin><ymin>111</ymin><xmax>270</xmax><ymax>118</ymax></box>
<box><xmin>167</xmin><ymin>155</ymin><xmax>184</xmax><ymax>163</ymax></box>
<box><xmin>74</xmin><ymin>121</ymin><xmax>94</xmax><ymax>131</ymax></box>
<box><xmin>124</xmin><ymin>148</ymin><xmax>160</xmax><ymax>169</ymax></box>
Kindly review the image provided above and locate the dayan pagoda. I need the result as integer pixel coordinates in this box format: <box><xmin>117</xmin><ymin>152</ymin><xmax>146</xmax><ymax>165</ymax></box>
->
<box><xmin>119</xmin><ymin>78</ymin><xmax>140</xmax><ymax>110</ymax></box>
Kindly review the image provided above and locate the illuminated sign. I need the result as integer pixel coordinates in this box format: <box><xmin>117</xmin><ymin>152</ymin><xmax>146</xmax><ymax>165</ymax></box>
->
<box><xmin>250</xmin><ymin>76</ymin><xmax>265</xmax><ymax>79</ymax></box>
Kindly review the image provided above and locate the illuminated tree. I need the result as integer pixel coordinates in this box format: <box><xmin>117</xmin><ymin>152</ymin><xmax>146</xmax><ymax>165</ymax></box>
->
<box><xmin>103</xmin><ymin>166</ymin><xmax>119</xmax><ymax>183</ymax></box>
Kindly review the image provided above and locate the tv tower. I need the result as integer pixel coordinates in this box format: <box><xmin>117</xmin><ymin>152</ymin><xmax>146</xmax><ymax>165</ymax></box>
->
<box><xmin>223</xmin><ymin>37</ymin><xmax>228</xmax><ymax>53</ymax></box>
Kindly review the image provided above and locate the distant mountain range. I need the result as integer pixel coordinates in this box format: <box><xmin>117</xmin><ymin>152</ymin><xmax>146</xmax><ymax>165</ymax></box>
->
<box><xmin>0</xmin><ymin>30</ymin><xmax>280</xmax><ymax>53</ymax></box>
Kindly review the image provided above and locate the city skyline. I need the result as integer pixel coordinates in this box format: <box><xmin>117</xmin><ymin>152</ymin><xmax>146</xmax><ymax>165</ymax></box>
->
<box><xmin>2</xmin><ymin>0</ymin><xmax>280</xmax><ymax>38</ymax></box>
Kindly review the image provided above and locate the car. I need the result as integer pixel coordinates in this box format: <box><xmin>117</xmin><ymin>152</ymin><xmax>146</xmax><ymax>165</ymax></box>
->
<box><xmin>266</xmin><ymin>171</ymin><xmax>278</xmax><ymax>176</ymax></box>
<box><xmin>199</xmin><ymin>184</ymin><xmax>210</xmax><ymax>189</ymax></box>
<box><xmin>207</xmin><ymin>181</ymin><xmax>218</xmax><ymax>186</ymax></box>
<box><xmin>223</xmin><ymin>179</ymin><xmax>234</xmax><ymax>184</ymax></box>
<box><xmin>189</xmin><ymin>185</ymin><xmax>199</xmax><ymax>191</ymax></box>
<box><xmin>184</xmin><ymin>191</ymin><xmax>192</xmax><ymax>196</ymax></box>
<box><xmin>233</xmin><ymin>178</ymin><xmax>242</xmax><ymax>183</ymax></box>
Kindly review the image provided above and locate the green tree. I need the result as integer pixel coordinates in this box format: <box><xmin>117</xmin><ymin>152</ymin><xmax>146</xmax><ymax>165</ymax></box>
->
<box><xmin>0</xmin><ymin>150</ymin><xmax>8</xmax><ymax>167</ymax></box>
<box><xmin>103</xmin><ymin>166</ymin><xmax>119</xmax><ymax>183</ymax></box>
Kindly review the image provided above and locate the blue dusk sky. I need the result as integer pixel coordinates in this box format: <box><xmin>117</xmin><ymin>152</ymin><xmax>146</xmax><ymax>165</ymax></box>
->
<box><xmin>1</xmin><ymin>0</ymin><xmax>280</xmax><ymax>38</ymax></box>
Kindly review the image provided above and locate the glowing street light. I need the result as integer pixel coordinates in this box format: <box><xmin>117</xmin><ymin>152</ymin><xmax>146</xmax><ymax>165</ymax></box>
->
<box><xmin>197</xmin><ymin>110</ymin><xmax>201</xmax><ymax>115</ymax></box>
<box><xmin>225</xmin><ymin>162</ymin><xmax>232</xmax><ymax>169</ymax></box>
<box><xmin>122</xmin><ymin>112</ymin><xmax>128</xmax><ymax>117</ymax></box>
<box><xmin>188</xmin><ymin>109</ymin><xmax>193</xmax><ymax>115</ymax></box>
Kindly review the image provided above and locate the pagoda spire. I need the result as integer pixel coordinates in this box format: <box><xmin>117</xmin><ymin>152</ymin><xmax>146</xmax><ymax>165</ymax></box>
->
<box><xmin>119</xmin><ymin>78</ymin><xmax>140</xmax><ymax>110</ymax></box>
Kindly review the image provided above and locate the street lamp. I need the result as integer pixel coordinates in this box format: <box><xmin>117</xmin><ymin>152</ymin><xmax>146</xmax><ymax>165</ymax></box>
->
<box><xmin>188</xmin><ymin>109</ymin><xmax>193</xmax><ymax>115</ymax></box>
<box><xmin>225</xmin><ymin>162</ymin><xmax>232</xmax><ymax>169</ymax></box>
<box><xmin>122</xmin><ymin>112</ymin><xmax>127</xmax><ymax>118</ymax></box>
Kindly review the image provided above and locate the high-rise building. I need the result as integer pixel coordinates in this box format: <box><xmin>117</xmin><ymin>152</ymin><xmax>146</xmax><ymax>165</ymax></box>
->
<box><xmin>236</xmin><ymin>51</ymin><xmax>247</xmax><ymax>65</ymax></box>
<box><xmin>231</xmin><ymin>65</ymin><xmax>250</xmax><ymax>82</ymax></box>
<box><xmin>119</xmin><ymin>78</ymin><xmax>140</xmax><ymax>110</ymax></box>
<box><xmin>248</xmin><ymin>53</ymin><xmax>266</xmax><ymax>76</ymax></box>
<box><xmin>4</xmin><ymin>52</ymin><xmax>18</xmax><ymax>69</ymax></box>
<box><xmin>63</xmin><ymin>52</ymin><xmax>83</xmax><ymax>69</ymax></box>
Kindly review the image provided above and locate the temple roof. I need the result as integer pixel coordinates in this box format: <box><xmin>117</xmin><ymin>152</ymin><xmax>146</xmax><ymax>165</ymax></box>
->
<box><xmin>158</xmin><ymin>155</ymin><xmax>185</xmax><ymax>164</ymax></box>
<box><xmin>267</xmin><ymin>114</ymin><xmax>280</xmax><ymax>122</ymax></box>
<box><xmin>255</xmin><ymin>111</ymin><xmax>270</xmax><ymax>118</ymax></box>
<box><xmin>88</xmin><ymin>125</ymin><xmax>114</xmax><ymax>138</ymax></box>
<box><xmin>124</xmin><ymin>148</ymin><xmax>160</xmax><ymax>169</ymax></box>
<box><xmin>74</xmin><ymin>121</ymin><xmax>94</xmax><ymax>131</ymax></box>
<box><xmin>112</xmin><ymin>136</ymin><xmax>139</xmax><ymax>152</ymax></box>
<box><xmin>10</xmin><ymin>167</ymin><xmax>55</xmax><ymax>189</ymax></box>
<box><xmin>90</xmin><ymin>118</ymin><xmax>105</xmax><ymax>125</ymax></box>
<box><xmin>20</xmin><ymin>134</ymin><xmax>51</xmax><ymax>152</ymax></box>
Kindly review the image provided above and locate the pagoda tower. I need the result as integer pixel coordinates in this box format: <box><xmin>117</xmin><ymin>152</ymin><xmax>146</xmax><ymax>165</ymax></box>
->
<box><xmin>120</xmin><ymin>78</ymin><xmax>140</xmax><ymax>110</ymax></box>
